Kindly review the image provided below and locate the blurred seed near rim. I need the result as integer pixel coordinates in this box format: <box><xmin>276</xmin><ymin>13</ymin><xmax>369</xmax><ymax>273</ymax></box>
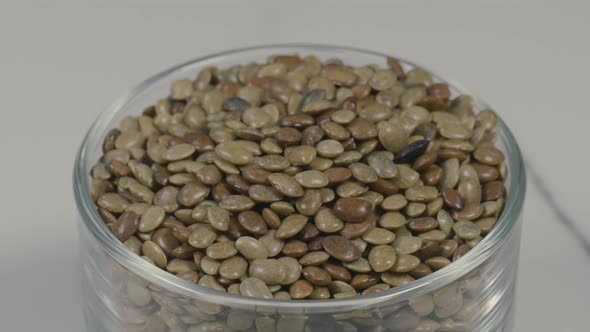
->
<box><xmin>90</xmin><ymin>51</ymin><xmax>507</xmax><ymax>302</ymax></box>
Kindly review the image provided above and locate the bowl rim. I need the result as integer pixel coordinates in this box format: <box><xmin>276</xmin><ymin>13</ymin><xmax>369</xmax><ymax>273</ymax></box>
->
<box><xmin>74</xmin><ymin>43</ymin><xmax>526</xmax><ymax>313</ymax></box>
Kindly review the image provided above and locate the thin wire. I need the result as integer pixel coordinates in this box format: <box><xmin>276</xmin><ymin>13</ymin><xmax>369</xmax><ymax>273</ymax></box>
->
<box><xmin>526</xmin><ymin>160</ymin><xmax>590</xmax><ymax>256</ymax></box>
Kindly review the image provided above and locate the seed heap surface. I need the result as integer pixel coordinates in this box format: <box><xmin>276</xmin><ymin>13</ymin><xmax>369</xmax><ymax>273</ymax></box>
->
<box><xmin>91</xmin><ymin>54</ymin><xmax>506</xmax><ymax>300</ymax></box>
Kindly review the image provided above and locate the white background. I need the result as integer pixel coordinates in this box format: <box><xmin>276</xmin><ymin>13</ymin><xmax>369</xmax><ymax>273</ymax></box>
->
<box><xmin>0</xmin><ymin>1</ymin><xmax>589</xmax><ymax>331</ymax></box>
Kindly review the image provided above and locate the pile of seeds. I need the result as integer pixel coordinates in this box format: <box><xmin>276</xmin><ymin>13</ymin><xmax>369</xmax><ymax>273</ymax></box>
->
<box><xmin>91</xmin><ymin>54</ymin><xmax>507</xmax><ymax>301</ymax></box>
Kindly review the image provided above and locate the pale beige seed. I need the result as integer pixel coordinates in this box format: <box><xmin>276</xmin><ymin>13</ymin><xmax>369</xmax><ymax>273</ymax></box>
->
<box><xmin>200</xmin><ymin>256</ymin><xmax>220</xmax><ymax>275</ymax></box>
<box><xmin>392</xmin><ymin>236</ymin><xmax>422</xmax><ymax>254</ymax></box>
<box><xmin>166</xmin><ymin>258</ymin><xmax>197</xmax><ymax>274</ymax></box>
<box><xmin>188</xmin><ymin>225</ymin><xmax>217</xmax><ymax>249</ymax></box>
<box><xmin>276</xmin><ymin>214</ymin><xmax>308</xmax><ymax>239</ymax></box>
<box><xmin>97</xmin><ymin>193</ymin><xmax>129</xmax><ymax>213</ymax></box>
<box><xmin>368</xmin><ymin>245</ymin><xmax>397</xmax><ymax>272</ymax></box>
<box><xmin>206</xmin><ymin>241</ymin><xmax>237</xmax><ymax>260</ymax></box>
<box><xmin>259</xmin><ymin>230</ymin><xmax>284</xmax><ymax>257</ymax></box>
<box><xmin>382</xmin><ymin>194</ymin><xmax>408</xmax><ymax>211</ymax></box>
<box><xmin>453</xmin><ymin>220</ymin><xmax>482</xmax><ymax>240</ymax></box>
<box><xmin>219</xmin><ymin>256</ymin><xmax>248</xmax><ymax>280</ymax></box>
<box><xmin>207</xmin><ymin>206</ymin><xmax>231</xmax><ymax>231</ymax></box>
<box><xmin>240</xmin><ymin>278</ymin><xmax>273</xmax><ymax>299</ymax></box>
<box><xmin>294</xmin><ymin>170</ymin><xmax>329</xmax><ymax>188</ymax></box>
<box><xmin>278</xmin><ymin>256</ymin><xmax>302</xmax><ymax>285</ymax></box>
<box><xmin>138</xmin><ymin>206</ymin><xmax>165</xmax><ymax>233</ymax></box>
<box><xmin>215</xmin><ymin>141</ymin><xmax>254</xmax><ymax>165</ymax></box>
<box><xmin>316</xmin><ymin>140</ymin><xmax>344</xmax><ymax>158</ymax></box>
<box><xmin>236</xmin><ymin>236</ymin><xmax>269</xmax><ymax>260</ymax></box>
<box><xmin>361</xmin><ymin>228</ymin><xmax>396</xmax><ymax>245</ymax></box>
<box><xmin>249</xmin><ymin>259</ymin><xmax>287</xmax><ymax>285</ymax></box>
<box><xmin>314</xmin><ymin>208</ymin><xmax>344</xmax><ymax>233</ymax></box>
<box><xmin>141</xmin><ymin>241</ymin><xmax>167</xmax><ymax>268</ymax></box>
<box><xmin>379</xmin><ymin>212</ymin><xmax>407</xmax><ymax>230</ymax></box>
<box><xmin>391</xmin><ymin>254</ymin><xmax>420</xmax><ymax>273</ymax></box>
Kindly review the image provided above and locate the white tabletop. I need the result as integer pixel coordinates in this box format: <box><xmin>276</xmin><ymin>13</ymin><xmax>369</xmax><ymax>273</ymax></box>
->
<box><xmin>0</xmin><ymin>1</ymin><xmax>588</xmax><ymax>331</ymax></box>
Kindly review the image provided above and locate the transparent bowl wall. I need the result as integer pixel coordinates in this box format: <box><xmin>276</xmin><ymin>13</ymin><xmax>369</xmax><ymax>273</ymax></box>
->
<box><xmin>74</xmin><ymin>45</ymin><xmax>526</xmax><ymax>332</ymax></box>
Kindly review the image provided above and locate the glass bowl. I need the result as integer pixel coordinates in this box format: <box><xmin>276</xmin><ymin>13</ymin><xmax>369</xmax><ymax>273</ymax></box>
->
<box><xmin>74</xmin><ymin>44</ymin><xmax>526</xmax><ymax>332</ymax></box>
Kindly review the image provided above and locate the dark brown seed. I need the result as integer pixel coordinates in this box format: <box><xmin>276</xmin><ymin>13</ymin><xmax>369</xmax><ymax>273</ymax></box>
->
<box><xmin>369</xmin><ymin>179</ymin><xmax>399</xmax><ymax>196</ymax></box>
<box><xmin>332</xmin><ymin>198</ymin><xmax>373</xmax><ymax>223</ymax></box>
<box><xmin>171</xmin><ymin>244</ymin><xmax>196</xmax><ymax>259</ymax></box>
<box><xmin>193</xmin><ymin>251</ymin><xmax>205</xmax><ymax>267</ymax></box>
<box><xmin>387</xmin><ymin>57</ymin><xmax>405</xmax><ymax>78</ymax></box>
<box><xmin>98</xmin><ymin>208</ymin><xmax>117</xmax><ymax>225</ymax></box>
<box><xmin>482</xmin><ymin>181</ymin><xmax>505</xmax><ymax>201</ymax></box>
<box><xmin>242</xmin><ymin>168</ymin><xmax>271</xmax><ymax>185</ymax></box>
<box><xmin>439</xmin><ymin>239</ymin><xmax>459</xmax><ymax>258</ymax></box>
<box><xmin>152</xmin><ymin>228</ymin><xmax>180</xmax><ymax>256</ymax></box>
<box><xmin>308</xmin><ymin>236</ymin><xmax>325</xmax><ymax>251</ymax></box>
<box><xmin>289</xmin><ymin>280</ymin><xmax>313</xmax><ymax>299</ymax></box>
<box><xmin>395</xmin><ymin>139</ymin><xmax>430</xmax><ymax>164</ymax></box>
<box><xmin>107</xmin><ymin>160</ymin><xmax>130</xmax><ymax>178</ymax></box>
<box><xmin>341</xmin><ymin>138</ymin><xmax>356</xmax><ymax>152</ymax></box>
<box><xmin>103</xmin><ymin>128</ymin><xmax>121</xmax><ymax>153</ymax></box>
<box><xmin>153</xmin><ymin>166</ymin><xmax>171</xmax><ymax>187</ymax></box>
<box><xmin>416</xmin><ymin>96</ymin><xmax>448</xmax><ymax>110</ymax></box>
<box><xmin>323</xmin><ymin>168</ymin><xmax>352</xmax><ymax>184</ymax></box>
<box><xmin>408</xmin><ymin>217</ymin><xmax>439</xmax><ymax>232</ymax></box>
<box><xmin>302</xmin><ymin>266</ymin><xmax>332</xmax><ymax>286</ymax></box>
<box><xmin>142</xmin><ymin>105</ymin><xmax>156</xmax><ymax>117</ymax></box>
<box><xmin>238</xmin><ymin>211</ymin><xmax>268</xmax><ymax>235</ymax></box>
<box><xmin>184</xmin><ymin>132</ymin><xmax>215</xmax><ymax>153</ymax></box>
<box><xmin>322</xmin><ymin>236</ymin><xmax>362</xmax><ymax>263</ymax></box>
<box><xmin>301</xmin><ymin>126</ymin><xmax>325</xmax><ymax>146</ymax></box>
<box><xmin>471</xmin><ymin>163</ymin><xmax>500</xmax><ymax>183</ymax></box>
<box><xmin>226</xmin><ymin>175</ymin><xmax>251</xmax><ymax>193</ymax></box>
<box><xmin>428</xmin><ymin>83</ymin><xmax>451</xmax><ymax>100</ymax></box>
<box><xmin>322</xmin><ymin>263</ymin><xmax>352</xmax><ymax>282</ymax></box>
<box><xmin>421</xmin><ymin>165</ymin><xmax>443</xmax><ymax>186</ymax></box>
<box><xmin>298</xmin><ymin>224</ymin><xmax>320</xmax><ymax>242</ymax></box>
<box><xmin>453</xmin><ymin>244</ymin><xmax>471</xmax><ymax>261</ymax></box>
<box><xmin>347</xmin><ymin>118</ymin><xmax>378</xmax><ymax>140</ymax></box>
<box><xmin>171</xmin><ymin>226</ymin><xmax>191</xmax><ymax>244</ymax></box>
<box><xmin>261</xmin><ymin>208</ymin><xmax>281</xmax><ymax>229</ymax></box>
<box><xmin>341</xmin><ymin>97</ymin><xmax>357</xmax><ymax>111</ymax></box>
<box><xmin>452</xmin><ymin>203</ymin><xmax>484</xmax><ymax>221</ymax></box>
<box><xmin>212</xmin><ymin>182</ymin><xmax>232</xmax><ymax>201</ymax></box>
<box><xmin>414</xmin><ymin>240</ymin><xmax>441</xmax><ymax>261</ymax></box>
<box><xmin>350</xmin><ymin>273</ymin><xmax>379</xmax><ymax>290</ymax></box>
<box><xmin>409</xmin><ymin>263</ymin><xmax>433</xmax><ymax>279</ymax></box>
<box><xmin>279</xmin><ymin>114</ymin><xmax>315</xmax><ymax>128</ymax></box>
<box><xmin>441</xmin><ymin>188</ymin><xmax>465</xmax><ymax>210</ymax></box>
<box><xmin>316</xmin><ymin>110</ymin><xmax>335</xmax><ymax>125</ymax></box>
<box><xmin>340</xmin><ymin>214</ymin><xmax>375</xmax><ymax>239</ymax></box>
<box><xmin>282</xmin><ymin>240</ymin><xmax>309</xmax><ymax>257</ymax></box>
<box><xmin>227</xmin><ymin>217</ymin><xmax>247</xmax><ymax>240</ymax></box>
<box><xmin>274</xmin><ymin>127</ymin><xmax>302</xmax><ymax>145</ymax></box>
<box><xmin>112</xmin><ymin>211</ymin><xmax>139</xmax><ymax>242</ymax></box>
<box><xmin>413</xmin><ymin>152</ymin><xmax>438</xmax><ymax>172</ymax></box>
<box><xmin>170</xmin><ymin>100</ymin><xmax>186</xmax><ymax>113</ymax></box>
